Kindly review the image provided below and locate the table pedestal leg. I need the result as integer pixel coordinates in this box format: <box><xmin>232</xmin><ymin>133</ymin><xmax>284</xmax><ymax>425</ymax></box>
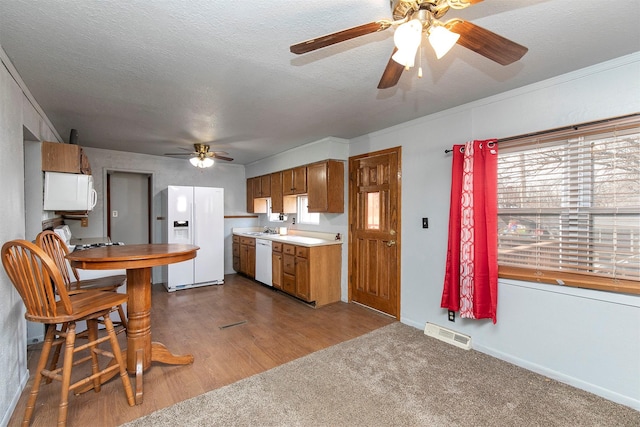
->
<box><xmin>126</xmin><ymin>268</ymin><xmax>152</xmax><ymax>375</ymax></box>
<box><xmin>135</xmin><ymin>348</ymin><xmax>144</xmax><ymax>404</ymax></box>
<box><xmin>151</xmin><ymin>342</ymin><xmax>195</xmax><ymax>365</ymax></box>
<box><xmin>126</xmin><ymin>267</ymin><xmax>194</xmax><ymax>404</ymax></box>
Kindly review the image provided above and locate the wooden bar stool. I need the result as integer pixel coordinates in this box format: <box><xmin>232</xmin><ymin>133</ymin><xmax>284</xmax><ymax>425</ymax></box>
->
<box><xmin>2</xmin><ymin>240</ymin><xmax>135</xmax><ymax>426</ymax></box>
<box><xmin>36</xmin><ymin>230</ymin><xmax>128</xmax><ymax>330</ymax></box>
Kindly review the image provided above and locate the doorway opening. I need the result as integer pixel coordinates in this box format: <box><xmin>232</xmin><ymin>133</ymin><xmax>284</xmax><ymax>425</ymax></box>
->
<box><xmin>106</xmin><ymin>171</ymin><xmax>152</xmax><ymax>245</ymax></box>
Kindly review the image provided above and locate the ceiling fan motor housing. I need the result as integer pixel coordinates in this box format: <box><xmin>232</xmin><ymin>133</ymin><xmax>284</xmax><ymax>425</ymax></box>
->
<box><xmin>195</xmin><ymin>143</ymin><xmax>209</xmax><ymax>154</ymax></box>
<box><xmin>392</xmin><ymin>1</ymin><xmax>450</xmax><ymax>21</ymax></box>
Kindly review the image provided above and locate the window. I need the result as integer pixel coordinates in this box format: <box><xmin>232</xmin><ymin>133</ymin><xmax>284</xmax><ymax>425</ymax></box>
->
<box><xmin>367</xmin><ymin>192</ymin><xmax>381</xmax><ymax>230</ymax></box>
<box><xmin>497</xmin><ymin>115</ymin><xmax>640</xmax><ymax>295</ymax></box>
<box><xmin>267</xmin><ymin>199</ymin><xmax>287</xmax><ymax>222</ymax></box>
<box><xmin>297</xmin><ymin>195</ymin><xmax>319</xmax><ymax>225</ymax></box>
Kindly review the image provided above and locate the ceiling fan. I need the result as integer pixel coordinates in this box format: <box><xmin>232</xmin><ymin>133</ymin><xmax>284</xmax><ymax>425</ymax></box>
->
<box><xmin>164</xmin><ymin>143</ymin><xmax>233</xmax><ymax>168</ymax></box>
<box><xmin>290</xmin><ymin>0</ymin><xmax>528</xmax><ymax>89</ymax></box>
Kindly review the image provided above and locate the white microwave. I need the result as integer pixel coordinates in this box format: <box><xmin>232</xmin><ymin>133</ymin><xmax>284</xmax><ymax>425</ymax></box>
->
<box><xmin>43</xmin><ymin>172</ymin><xmax>97</xmax><ymax>211</ymax></box>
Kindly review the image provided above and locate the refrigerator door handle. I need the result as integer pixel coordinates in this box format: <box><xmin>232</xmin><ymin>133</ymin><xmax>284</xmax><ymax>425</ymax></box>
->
<box><xmin>191</xmin><ymin>202</ymin><xmax>196</xmax><ymax>245</ymax></box>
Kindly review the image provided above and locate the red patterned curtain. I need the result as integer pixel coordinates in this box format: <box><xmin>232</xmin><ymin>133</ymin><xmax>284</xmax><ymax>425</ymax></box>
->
<box><xmin>441</xmin><ymin>139</ymin><xmax>499</xmax><ymax>323</ymax></box>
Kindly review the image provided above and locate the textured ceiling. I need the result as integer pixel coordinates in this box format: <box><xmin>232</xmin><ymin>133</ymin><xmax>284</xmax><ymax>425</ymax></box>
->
<box><xmin>1</xmin><ymin>0</ymin><xmax>639</xmax><ymax>165</ymax></box>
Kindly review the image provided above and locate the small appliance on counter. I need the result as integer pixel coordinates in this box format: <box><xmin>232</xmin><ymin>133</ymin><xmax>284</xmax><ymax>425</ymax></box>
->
<box><xmin>53</xmin><ymin>225</ymin><xmax>72</xmax><ymax>246</ymax></box>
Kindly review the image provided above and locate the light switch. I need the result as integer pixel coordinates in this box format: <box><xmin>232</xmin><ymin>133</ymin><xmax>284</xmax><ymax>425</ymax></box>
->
<box><xmin>422</xmin><ymin>217</ymin><xmax>428</xmax><ymax>228</ymax></box>
<box><xmin>112</xmin><ymin>210</ymin><xmax>118</xmax><ymax>218</ymax></box>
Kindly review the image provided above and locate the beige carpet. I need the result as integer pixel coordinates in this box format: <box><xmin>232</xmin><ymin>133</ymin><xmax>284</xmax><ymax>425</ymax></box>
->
<box><xmin>121</xmin><ymin>322</ymin><xmax>639</xmax><ymax>426</ymax></box>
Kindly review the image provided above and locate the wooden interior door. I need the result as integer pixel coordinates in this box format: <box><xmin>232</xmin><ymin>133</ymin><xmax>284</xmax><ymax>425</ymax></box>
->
<box><xmin>349</xmin><ymin>147</ymin><xmax>401</xmax><ymax>318</ymax></box>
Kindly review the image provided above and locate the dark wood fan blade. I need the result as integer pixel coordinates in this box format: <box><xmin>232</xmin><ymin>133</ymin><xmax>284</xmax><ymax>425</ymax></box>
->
<box><xmin>446</xmin><ymin>20</ymin><xmax>528</xmax><ymax>65</ymax></box>
<box><xmin>377</xmin><ymin>48</ymin><xmax>405</xmax><ymax>89</ymax></box>
<box><xmin>290</xmin><ymin>21</ymin><xmax>390</xmax><ymax>55</ymax></box>
<box><xmin>213</xmin><ymin>155</ymin><xmax>233</xmax><ymax>162</ymax></box>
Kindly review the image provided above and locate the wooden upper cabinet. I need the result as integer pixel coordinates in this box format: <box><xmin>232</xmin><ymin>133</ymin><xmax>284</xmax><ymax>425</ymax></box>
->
<box><xmin>246</xmin><ymin>177</ymin><xmax>255</xmax><ymax>213</ymax></box>
<box><xmin>42</xmin><ymin>141</ymin><xmax>91</xmax><ymax>174</ymax></box>
<box><xmin>259</xmin><ymin>175</ymin><xmax>271</xmax><ymax>198</ymax></box>
<box><xmin>247</xmin><ymin>177</ymin><xmax>268</xmax><ymax>213</ymax></box>
<box><xmin>252</xmin><ymin>177</ymin><xmax>261</xmax><ymax>199</ymax></box>
<box><xmin>282</xmin><ymin>166</ymin><xmax>307</xmax><ymax>195</ymax></box>
<box><xmin>251</xmin><ymin>174</ymin><xmax>272</xmax><ymax>199</ymax></box>
<box><xmin>250</xmin><ymin>159</ymin><xmax>343</xmax><ymax>214</ymax></box>
<box><xmin>80</xmin><ymin>149</ymin><xmax>92</xmax><ymax>174</ymax></box>
<box><xmin>307</xmin><ymin>160</ymin><xmax>344</xmax><ymax>213</ymax></box>
<box><xmin>270</xmin><ymin>171</ymin><xmax>283</xmax><ymax>214</ymax></box>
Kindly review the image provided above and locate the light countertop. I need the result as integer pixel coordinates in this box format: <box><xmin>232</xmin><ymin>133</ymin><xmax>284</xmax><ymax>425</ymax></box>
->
<box><xmin>233</xmin><ymin>228</ymin><xmax>342</xmax><ymax>247</ymax></box>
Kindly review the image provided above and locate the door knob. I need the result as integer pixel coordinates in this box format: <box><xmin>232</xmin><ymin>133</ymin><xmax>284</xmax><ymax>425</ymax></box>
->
<box><xmin>386</xmin><ymin>240</ymin><xmax>396</xmax><ymax>247</ymax></box>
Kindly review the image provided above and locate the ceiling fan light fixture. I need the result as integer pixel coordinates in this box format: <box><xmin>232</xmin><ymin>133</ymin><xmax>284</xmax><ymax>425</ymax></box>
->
<box><xmin>189</xmin><ymin>156</ymin><xmax>214</xmax><ymax>168</ymax></box>
<box><xmin>428</xmin><ymin>25</ymin><xmax>460</xmax><ymax>59</ymax></box>
<box><xmin>392</xmin><ymin>19</ymin><xmax>423</xmax><ymax>68</ymax></box>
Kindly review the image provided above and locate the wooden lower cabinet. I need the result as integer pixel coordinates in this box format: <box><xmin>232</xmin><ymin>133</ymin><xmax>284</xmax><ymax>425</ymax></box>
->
<box><xmin>295</xmin><ymin>249</ymin><xmax>310</xmax><ymax>301</ymax></box>
<box><xmin>282</xmin><ymin>244</ymin><xmax>296</xmax><ymax>295</ymax></box>
<box><xmin>272</xmin><ymin>242</ymin><xmax>283</xmax><ymax>290</ymax></box>
<box><xmin>238</xmin><ymin>235</ymin><xmax>341</xmax><ymax>306</ymax></box>
<box><xmin>232</xmin><ymin>236</ymin><xmax>240</xmax><ymax>272</ymax></box>
<box><xmin>279</xmin><ymin>243</ymin><xmax>341</xmax><ymax>306</ymax></box>
<box><xmin>237</xmin><ymin>236</ymin><xmax>256</xmax><ymax>278</ymax></box>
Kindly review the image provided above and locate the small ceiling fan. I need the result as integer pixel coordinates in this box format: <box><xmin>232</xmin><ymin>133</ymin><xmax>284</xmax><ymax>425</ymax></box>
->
<box><xmin>164</xmin><ymin>143</ymin><xmax>233</xmax><ymax>168</ymax></box>
<box><xmin>290</xmin><ymin>0</ymin><xmax>528</xmax><ymax>89</ymax></box>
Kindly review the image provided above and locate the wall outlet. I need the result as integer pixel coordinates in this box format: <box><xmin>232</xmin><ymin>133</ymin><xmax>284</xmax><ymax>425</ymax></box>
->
<box><xmin>80</xmin><ymin>217</ymin><xmax>88</xmax><ymax>227</ymax></box>
<box><xmin>448</xmin><ymin>310</ymin><xmax>455</xmax><ymax>322</ymax></box>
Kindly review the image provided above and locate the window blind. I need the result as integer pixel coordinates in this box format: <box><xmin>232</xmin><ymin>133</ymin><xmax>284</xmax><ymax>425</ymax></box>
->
<box><xmin>497</xmin><ymin>115</ymin><xmax>640</xmax><ymax>294</ymax></box>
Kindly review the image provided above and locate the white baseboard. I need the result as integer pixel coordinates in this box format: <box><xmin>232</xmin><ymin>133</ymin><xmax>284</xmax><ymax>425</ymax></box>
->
<box><xmin>399</xmin><ymin>320</ymin><xmax>639</xmax><ymax>411</ymax></box>
<box><xmin>473</xmin><ymin>343</ymin><xmax>640</xmax><ymax>411</ymax></box>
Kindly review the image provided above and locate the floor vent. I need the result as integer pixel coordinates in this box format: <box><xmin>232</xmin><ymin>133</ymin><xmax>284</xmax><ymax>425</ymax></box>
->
<box><xmin>219</xmin><ymin>320</ymin><xmax>247</xmax><ymax>330</ymax></box>
<box><xmin>424</xmin><ymin>323</ymin><xmax>471</xmax><ymax>350</ymax></box>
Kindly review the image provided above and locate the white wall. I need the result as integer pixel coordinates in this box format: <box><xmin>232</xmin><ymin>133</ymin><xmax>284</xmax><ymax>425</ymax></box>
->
<box><xmin>350</xmin><ymin>52</ymin><xmax>640</xmax><ymax>409</ymax></box>
<box><xmin>0</xmin><ymin>46</ymin><xmax>62</xmax><ymax>427</ymax></box>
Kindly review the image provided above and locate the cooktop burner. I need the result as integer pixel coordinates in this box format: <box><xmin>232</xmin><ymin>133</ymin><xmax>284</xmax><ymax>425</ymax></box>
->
<box><xmin>74</xmin><ymin>242</ymin><xmax>125</xmax><ymax>251</ymax></box>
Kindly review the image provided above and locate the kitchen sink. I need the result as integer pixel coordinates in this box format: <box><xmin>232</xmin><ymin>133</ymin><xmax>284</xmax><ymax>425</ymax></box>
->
<box><xmin>245</xmin><ymin>230</ymin><xmax>279</xmax><ymax>236</ymax></box>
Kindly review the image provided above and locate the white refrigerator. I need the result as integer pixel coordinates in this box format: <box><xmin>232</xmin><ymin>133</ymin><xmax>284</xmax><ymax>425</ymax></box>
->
<box><xmin>164</xmin><ymin>185</ymin><xmax>224</xmax><ymax>291</ymax></box>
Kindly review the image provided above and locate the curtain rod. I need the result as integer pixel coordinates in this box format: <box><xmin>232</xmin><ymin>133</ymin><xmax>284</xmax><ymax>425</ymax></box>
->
<box><xmin>443</xmin><ymin>112</ymin><xmax>640</xmax><ymax>154</ymax></box>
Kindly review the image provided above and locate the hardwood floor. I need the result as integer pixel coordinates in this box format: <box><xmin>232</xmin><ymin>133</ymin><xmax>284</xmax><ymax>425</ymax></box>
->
<box><xmin>9</xmin><ymin>274</ymin><xmax>395</xmax><ymax>426</ymax></box>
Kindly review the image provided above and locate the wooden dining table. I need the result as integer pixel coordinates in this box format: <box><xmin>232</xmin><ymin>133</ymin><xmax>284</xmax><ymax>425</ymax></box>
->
<box><xmin>66</xmin><ymin>243</ymin><xmax>198</xmax><ymax>404</ymax></box>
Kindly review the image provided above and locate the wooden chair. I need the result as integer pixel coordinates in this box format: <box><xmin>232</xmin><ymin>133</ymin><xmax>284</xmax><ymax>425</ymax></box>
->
<box><xmin>1</xmin><ymin>240</ymin><xmax>135</xmax><ymax>426</ymax></box>
<box><xmin>36</xmin><ymin>230</ymin><xmax>127</xmax><ymax>330</ymax></box>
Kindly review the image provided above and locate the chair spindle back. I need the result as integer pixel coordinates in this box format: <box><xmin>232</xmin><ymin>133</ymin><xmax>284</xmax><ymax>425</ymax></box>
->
<box><xmin>36</xmin><ymin>230</ymin><xmax>80</xmax><ymax>289</ymax></box>
<box><xmin>2</xmin><ymin>240</ymin><xmax>73</xmax><ymax>320</ymax></box>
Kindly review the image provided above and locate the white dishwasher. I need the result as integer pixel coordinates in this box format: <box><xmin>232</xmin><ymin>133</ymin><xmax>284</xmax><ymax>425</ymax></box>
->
<box><xmin>255</xmin><ymin>238</ymin><xmax>273</xmax><ymax>286</ymax></box>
